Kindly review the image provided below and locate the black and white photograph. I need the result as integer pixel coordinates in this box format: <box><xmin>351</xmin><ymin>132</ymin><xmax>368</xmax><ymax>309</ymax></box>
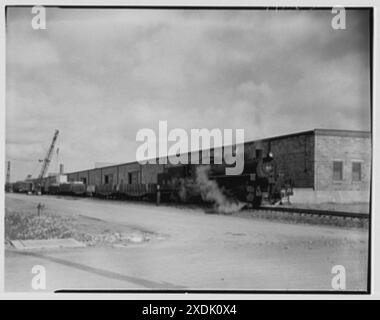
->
<box><xmin>3</xmin><ymin>5</ymin><xmax>372</xmax><ymax>294</ymax></box>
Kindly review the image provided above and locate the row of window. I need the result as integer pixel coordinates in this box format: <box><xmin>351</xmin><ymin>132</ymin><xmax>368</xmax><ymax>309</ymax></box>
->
<box><xmin>333</xmin><ymin>161</ymin><xmax>362</xmax><ymax>181</ymax></box>
<box><xmin>80</xmin><ymin>172</ymin><xmax>140</xmax><ymax>185</ymax></box>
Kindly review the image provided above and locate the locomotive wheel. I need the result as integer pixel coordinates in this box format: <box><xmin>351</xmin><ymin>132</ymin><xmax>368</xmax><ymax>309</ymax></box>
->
<box><xmin>246</xmin><ymin>192</ymin><xmax>254</xmax><ymax>203</ymax></box>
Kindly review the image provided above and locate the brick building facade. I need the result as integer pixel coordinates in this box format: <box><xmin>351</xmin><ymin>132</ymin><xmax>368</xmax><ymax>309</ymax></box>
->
<box><xmin>66</xmin><ymin>129</ymin><xmax>371</xmax><ymax>204</ymax></box>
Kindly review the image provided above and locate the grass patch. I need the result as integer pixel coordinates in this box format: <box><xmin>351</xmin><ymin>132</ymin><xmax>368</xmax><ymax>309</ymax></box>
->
<box><xmin>5</xmin><ymin>208</ymin><xmax>75</xmax><ymax>241</ymax></box>
<box><xmin>4</xmin><ymin>207</ymin><xmax>159</xmax><ymax>248</ymax></box>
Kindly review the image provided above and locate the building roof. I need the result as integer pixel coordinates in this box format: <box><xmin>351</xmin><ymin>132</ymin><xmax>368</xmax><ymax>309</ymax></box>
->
<box><xmin>257</xmin><ymin>128</ymin><xmax>371</xmax><ymax>142</ymax></box>
<box><xmin>65</xmin><ymin>128</ymin><xmax>371</xmax><ymax>176</ymax></box>
<box><xmin>314</xmin><ymin>128</ymin><xmax>371</xmax><ymax>138</ymax></box>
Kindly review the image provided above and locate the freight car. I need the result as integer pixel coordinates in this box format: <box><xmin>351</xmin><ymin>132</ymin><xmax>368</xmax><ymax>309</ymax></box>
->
<box><xmin>118</xmin><ymin>183</ymin><xmax>157</xmax><ymax>199</ymax></box>
<box><xmin>57</xmin><ymin>182</ymin><xmax>87</xmax><ymax>196</ymax></box>
<box><xmin>12</xmin><ymin>181</ymin><xmax>35</xmax><ymax>194</ymax></box>
<box><xmin>42</xmin><ymin>180</ymin><xmax>156</xmax><ymax>199</ymax></box>
<box><xmin>94</xmin><ymin>182</ymin><xmax>157</xmax><ymax>199</ymax></box>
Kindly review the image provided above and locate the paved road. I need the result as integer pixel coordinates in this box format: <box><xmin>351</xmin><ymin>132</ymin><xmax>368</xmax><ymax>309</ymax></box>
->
<box><xmin>5</xmin><ymin>193</ymin><xmax>369</xmax><ymax>292</ymax></box>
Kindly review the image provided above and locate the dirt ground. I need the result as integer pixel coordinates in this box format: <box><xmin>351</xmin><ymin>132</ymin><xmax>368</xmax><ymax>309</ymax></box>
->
<box><xmin>4</xmin><ymin>193</ymin><xmax>369</xmax><ymax>292</ymax></box>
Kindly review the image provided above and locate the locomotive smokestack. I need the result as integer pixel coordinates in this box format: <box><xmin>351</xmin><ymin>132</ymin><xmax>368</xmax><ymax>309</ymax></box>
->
<box><xmin>59</xmin><ymin>164</ymin><xmax>64</xmax><ymax>174</ymax></box>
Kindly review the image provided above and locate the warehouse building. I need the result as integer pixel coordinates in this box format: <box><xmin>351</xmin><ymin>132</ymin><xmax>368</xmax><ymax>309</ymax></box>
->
<box><xmin>243</xmin><ymin>129</ymin><xmax>371</xmax><ymax>203</ymax></box>
<box><xmin>66</xmin><ymin>129</ymin><xmax>371</xmax><ymax>204</ymax></box>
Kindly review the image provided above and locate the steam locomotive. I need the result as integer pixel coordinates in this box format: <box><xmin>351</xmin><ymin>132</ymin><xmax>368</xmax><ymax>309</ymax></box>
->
<box><xmin>157</xmin><ymin>148</ymin><xmax>291</xmax><ymax>208</ymax></box>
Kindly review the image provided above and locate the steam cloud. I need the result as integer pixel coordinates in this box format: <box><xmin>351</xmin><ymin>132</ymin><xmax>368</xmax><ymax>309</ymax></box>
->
<box><xmin>196</xmin><ymin>165</ymin><xmax>244</xmax><ymax>214</ymax></box>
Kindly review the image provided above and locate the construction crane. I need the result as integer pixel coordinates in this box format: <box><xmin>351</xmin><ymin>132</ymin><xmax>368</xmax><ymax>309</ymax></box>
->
<box><xmin>36</xmin><ymin>129</ymin><xmax>59</xmax><ymax>194</ymax></box>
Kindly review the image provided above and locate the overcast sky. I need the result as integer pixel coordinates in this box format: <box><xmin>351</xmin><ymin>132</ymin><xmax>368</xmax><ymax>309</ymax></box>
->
<box><xmin>6</xmin><ymin>7</ymin><xmax>371</xmax><ymax>181</ymax></box>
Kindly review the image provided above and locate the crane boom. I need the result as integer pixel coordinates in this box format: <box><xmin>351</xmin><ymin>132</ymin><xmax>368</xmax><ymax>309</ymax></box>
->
<box><xmin>38</xmin><ymin>129</ymin><xmax>59</xmax><ymax>180</ymax></box>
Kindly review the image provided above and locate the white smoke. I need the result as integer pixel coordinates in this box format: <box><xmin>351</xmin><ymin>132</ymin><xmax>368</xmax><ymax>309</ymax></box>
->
<box><xmin>196</xmin><ymin>165</ymin><xmax>244</xmax><ymax>214</ymax></box>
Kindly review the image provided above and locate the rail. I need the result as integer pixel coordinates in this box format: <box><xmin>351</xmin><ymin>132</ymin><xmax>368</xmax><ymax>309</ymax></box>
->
<box><xmin>258</xmin><ymin>206</ymin><xmax>369</xmax><ymax>220</ymax></box>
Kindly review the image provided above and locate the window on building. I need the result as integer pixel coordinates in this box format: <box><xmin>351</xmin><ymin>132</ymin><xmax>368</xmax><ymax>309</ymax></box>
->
<box><xmin>352</xmin><ymin>162</ymin><xmax>362</xmax><ymax>181</ymax></box>
<box><xmin>333</xmin><ymin>161</ymin><xmax>343</xmax><ymax>181</ymax></box>
<box><xmin>128</xmin><ymin>173</ymin><xmax>132</xmax><ymax>184</ymax></box>
<box><xmin>104</xmin><ymin>175</ymin><xmax>109</xmax><ymax>184</ymax></box>
<box><xmin>81</xmin><ymin>177</ymin><xmax>87</xmax><ymax>184</ymax></box>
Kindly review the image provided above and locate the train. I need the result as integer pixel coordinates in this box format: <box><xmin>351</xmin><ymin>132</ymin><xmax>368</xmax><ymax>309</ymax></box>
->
<box><xmin>11</xmin><ymin>180</ymin><xmax>35</xmax><ymax>194</ymax></box>
<box><xmin>9</xmin><ymin>147</ymin><xmax>293</xmax><ymax>208</ymax></box>
<box><xmin>156</xmin><ymin>148</ymin><xmax>292</xmax><ymax>207</ymax></box>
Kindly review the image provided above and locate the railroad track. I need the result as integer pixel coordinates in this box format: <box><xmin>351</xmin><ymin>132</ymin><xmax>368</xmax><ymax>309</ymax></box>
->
<box><xmin>257</xmin><ymin>206</ymin><xmax>369</xmax><ymax>220</ymax></box>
